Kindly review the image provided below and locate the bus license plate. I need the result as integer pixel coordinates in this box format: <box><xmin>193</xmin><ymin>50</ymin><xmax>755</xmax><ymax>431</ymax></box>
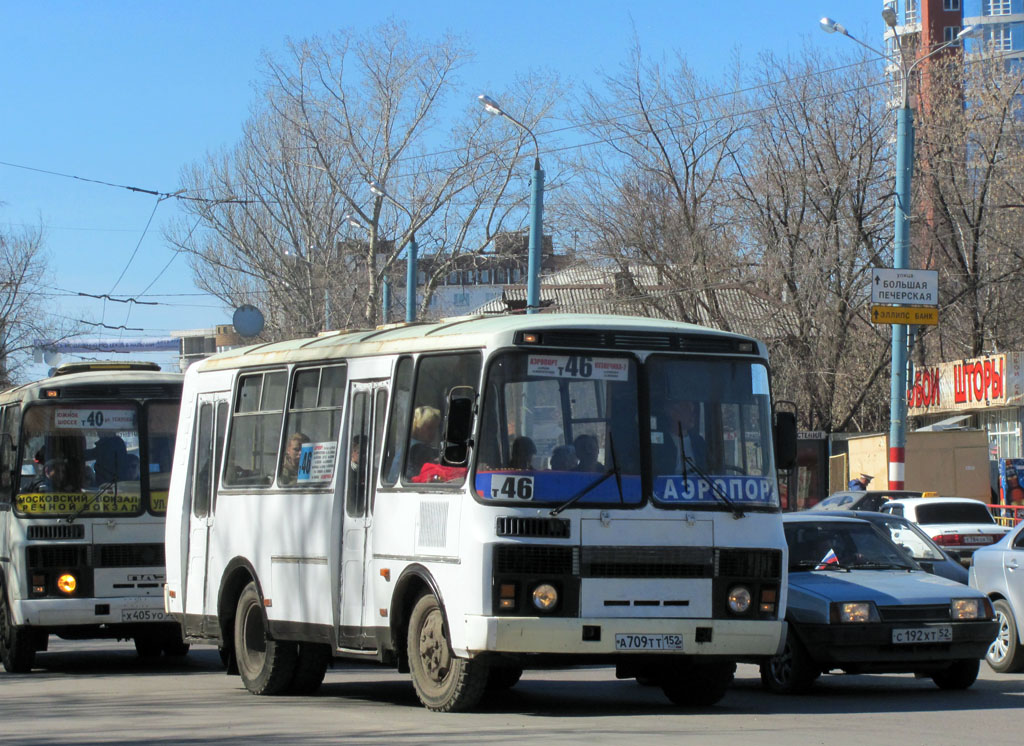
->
<box><xmin>614</xmin><ymin>634</ymin><xmax>684</xmax><ymax>651</ymax></box>
<box><xmin>892</xmin><ymin>625</ymin><xmax>952</xmax><ymax>644</ymax></box>
<box><xmin>121</xmin><ymin>609</ymin><xmax>167</xmax><ymax>623</ymax></box>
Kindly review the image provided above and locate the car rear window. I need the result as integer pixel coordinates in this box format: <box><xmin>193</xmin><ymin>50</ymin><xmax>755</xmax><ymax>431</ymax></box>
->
<box><xmin>915</xmin><ymin>502</ymin><xmax>994</xmax><ymax>525</ymax></box>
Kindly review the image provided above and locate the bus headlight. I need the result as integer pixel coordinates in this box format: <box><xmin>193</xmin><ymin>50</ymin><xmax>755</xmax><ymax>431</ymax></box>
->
<box><xmin>532</xmin><ymin>583</ymin><xmax>558</xmax><ymax>612</ymax></box>
<box><xmin>57</xmin><ymin>573</ymin><xmax>77</xmax><ymax>594</ymax></box>
<box><xmin>727</xmin><ymin>585</ymin><xmax>752</xmax><ymax>614</ymax></box>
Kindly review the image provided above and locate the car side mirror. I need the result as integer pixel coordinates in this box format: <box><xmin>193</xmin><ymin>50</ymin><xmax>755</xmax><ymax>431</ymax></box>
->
<box><xmin>774</xmin><ymin>409</ymin><xmax>797</xmax><ymax>471</ymax></box>
<box><xmin>441</xmin><ymin>386</ymin><xmax>475</xmax><ymax>466</ymax></box>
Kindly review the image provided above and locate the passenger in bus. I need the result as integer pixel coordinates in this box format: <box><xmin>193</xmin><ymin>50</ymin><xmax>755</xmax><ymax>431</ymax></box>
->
<box><xmin>509</xmin><ymin>436</ymin><xmax>536</xmax><ymax>470</ymax></box>
<box><xmin>410</xmin><ymin>405</ymin><xmax>441</xmax><ymax>449</ymax></box>
<box><xmin>573</xmin><ymin>434</ymin><xmax>602</xmax><ymax>472</ymax></box>
<box><xmin>549</xmin><ymin>444</ymin><xmax>578</xmax><ymax>471</ymax></box>
<box><xmin>653</xmin><ymin>400</ymin><xmax>708</xmax><ymax>474</ymax></box>
<box><xmin>279</xmin><ymin>432</ymin><xmax>311</xmax><ymax>485</ymax></box>
<box><xmin>87</xmin><ymin>434</ymin><xmax>132</xmax><ymax>483</ymax></box>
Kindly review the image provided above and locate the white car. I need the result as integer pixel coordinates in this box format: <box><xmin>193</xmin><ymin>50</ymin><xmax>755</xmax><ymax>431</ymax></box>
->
<box><xmin>969</xmin><ymin>520</ymin><xmax>1024</xmax><ymax>673</ymax></box>
<box><xmin>879</xmin><ymin>497</ymin><xmax>1009</xmax><ymax>566</ymax></box>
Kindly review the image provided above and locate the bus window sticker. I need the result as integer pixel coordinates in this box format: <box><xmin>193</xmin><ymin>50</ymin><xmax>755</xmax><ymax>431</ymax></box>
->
<box><xmin>526</xmin><ymin>355</ymin><xmax>629</xmax><ymax>382</ymax></box>
<box><xmin>296</xmin><ymin>441</ymin><xmax>338</xmax><ymax>482</ymax></box>
<box><xmin>55</xmin><ymin>408</ymin><xmax>136</xmax><ymax>430</ymax></box>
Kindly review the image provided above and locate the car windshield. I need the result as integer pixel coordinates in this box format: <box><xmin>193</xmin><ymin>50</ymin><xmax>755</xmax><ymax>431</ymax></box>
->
<box><xmin>647</xmin><ymin>356</ymin><xmax>778</xmax><ymax>509</ymax></box>
<box><xmin>475</xmin><ymin>351</ymin><xmax>642</xmax><ymax>506</ymax></box>
<box><xmin>916</xmin><ymin>502</ymin><xmax>995</xmax><ymax>525</ymax></box>
<box><xmin>785</xmin><ymin>521</ymin><xmax>917</xmax><ymax>571</ymax></box>
<box><xmin>15</xmin><ymin>402</ymin><xmax>148</xmax><ymax>517</ymax></box>
<box><xmin>872</xmin><ymin>517</ymin><xmax>945</xmax><ymax>562</ymax></box>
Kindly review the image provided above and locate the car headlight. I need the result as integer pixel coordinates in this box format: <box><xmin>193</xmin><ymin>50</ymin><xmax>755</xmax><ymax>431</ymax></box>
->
<box><xmin>727</xmin><ymin>585</ymin><xmax>752</xmax><ymax>614</ymax></box>
<box><xmin>532</xmin><ymin>583</ymin><xmax>558</xmax><ymax>612</ymax></box>
<box><xmin>57</xmin><ymin>573</ymin><xmax>77</xmax><ymax>594</ymax></box>
<box><xmin>830</xmin><ymin>601</ymin><xmax>879</xmax><ymax>623</ymax></box>
<box><xmin>951</xmin><ymin>598</ymin><xmax>989</xmax><ymax>620</ymax></box>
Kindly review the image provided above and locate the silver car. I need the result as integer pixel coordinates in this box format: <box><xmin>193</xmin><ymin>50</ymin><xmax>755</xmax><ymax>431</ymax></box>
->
<box><xmin>969</xmin><ymin>519</ymin><xmax>1024</xmax><ymax>673</ymax></box>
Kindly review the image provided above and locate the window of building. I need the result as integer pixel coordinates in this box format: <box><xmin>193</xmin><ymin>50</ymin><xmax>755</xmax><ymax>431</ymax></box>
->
<box><xmin>944</xmin><ymin>26</ymin><xmax>961</xmax><ymax>43</ymax></box>
<box><xmin>985</xmin><ymin>0</ymin><xmax>1011</xmax><ymax>15</ymax></box>
<box><xmin>223</xmin><ymin>370</ymin><xmax>287</xmax><ymax>487</ymax></box>
<box><xmin>979</xmin><ymin>408</ymin><xmax>1022</xmax><ymax>460</ymax></box>
<box><xmin>905</xmin><ymin>0</ymin><xmax>918</xmax><ymax>25</ymax></box>
<box><xmin>987</xmin><ymin>25</ymin><xmax>1013</xmax><ymax>51</ymax></box>
<box><xmin>943</xmin><ymin>0</ymin><xmax>960</xmax><ymax>11</ymax></box>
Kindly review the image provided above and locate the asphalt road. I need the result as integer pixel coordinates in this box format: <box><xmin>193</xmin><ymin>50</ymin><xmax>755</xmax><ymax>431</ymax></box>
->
<box><xmin>2</xmin><ymin>639</ymin><xmax>1021</xmax><ymax>745</ymax></box>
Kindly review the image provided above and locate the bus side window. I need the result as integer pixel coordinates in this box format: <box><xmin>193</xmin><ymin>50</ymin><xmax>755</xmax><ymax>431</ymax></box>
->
<box><xmin>223</xmin><ymin>370</ymin><xmax>287</xmax><ymax>487</ymax></box>
<box><xmin>380</xmin><ymin>357</ymin><xmax>413</xmax><ymax>487</ymax></box>
<box><xmin>0</xmin><ymin>405</ymin><xmax>14</xmax><ymax>499</ymax></box>
<box><xmin>346</xmin><ymin>392</ymin><xmax>369</xmax><ymax>517</ymax></box>
<box><xmin>193</xmin><ymin>403</ymin><xmax>214</xmax><ymax>518</ymax></box>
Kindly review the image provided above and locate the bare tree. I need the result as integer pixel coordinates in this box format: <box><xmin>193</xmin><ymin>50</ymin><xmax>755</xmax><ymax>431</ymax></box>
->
<box><xmin>0</xmin><ymin>225</ymin><xmax>74</xmax><ymax>387</ymax></box>
<box><xmin>171</xmin><ymin>20</ymin><xmax>561</xmax><ymax>339</ymax></box>
<box><xmin>913</xmin><ymin>53</ymin><xmax>1024</xmax><ymax>359</ymax></box>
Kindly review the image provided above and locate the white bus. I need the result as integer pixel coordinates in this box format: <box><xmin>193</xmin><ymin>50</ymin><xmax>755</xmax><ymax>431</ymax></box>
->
<box><xmin>165</xmin><ymin>314</ymin><xmax>796</xmax><ymax>711</ymax></box>
<box><xmin>0</xmin><ymin>361</ymin><xmax>185</xmax><ymax>672</ymax></box>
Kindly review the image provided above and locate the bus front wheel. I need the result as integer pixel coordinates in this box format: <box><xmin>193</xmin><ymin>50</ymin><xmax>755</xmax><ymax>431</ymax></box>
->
<box><xmin>406</xmin><ymin>594</ymin><xmax>487</xmax><ymax>712</ymax></box>
<box><xmin>234</xmin><ymin>582</ymin><xmax>297</xmax><ymax>695</ymax></box>
<box><xmin>0</xmin><ymin>587</ymin><xmax>35</xmax><ymax>673</ymax></box>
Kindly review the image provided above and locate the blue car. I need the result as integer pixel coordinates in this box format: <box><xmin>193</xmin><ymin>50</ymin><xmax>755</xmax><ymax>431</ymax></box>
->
<box><xmin>762</xmin><ymin>514</ymin><xmax>999</xmax><ymax>693</ymax></box>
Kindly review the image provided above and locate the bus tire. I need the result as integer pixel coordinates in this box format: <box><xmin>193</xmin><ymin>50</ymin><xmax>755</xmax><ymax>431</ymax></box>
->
<box><xmin>661</xmin><ymin>661</ymin><xmax>735</xmax><ymax>706</ymax></box>
<box><xmin>234</xmin><ymin>581</ymin><xmax>297</xmax><ymax>695</ymax></box>
<box><xmin>162</xmin><ymin>636</ymin><xmax>190</xmax><ymax>658</ymax></box>
<box><xmin>407</xmin><ymin>593</ymin><xmax>487</xmax><ymax>712</ymax></box>
<box><xmin>486</xmin><ymin>664</ymin><xmax>523</xmax><ymax>691</ymax></box>
<box><xmin>0</xmin><ymin>588</ymin><xmax>35</xmax><ymax>673</ymax></box>
<box><xmin>288</xmin><ymin>642</ymin><xmax>330</xmax><ymax>695</ymax></box>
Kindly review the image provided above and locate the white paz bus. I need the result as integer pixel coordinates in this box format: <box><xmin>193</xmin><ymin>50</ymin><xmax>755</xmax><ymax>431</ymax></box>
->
<box><xmin>0</xmin><ymin>362</ymin><xmax>185</xmax><ymax>672</ymax></box>
<box><xmin>164</xmin><ymin>314</ymin><xmax>797</xmax><ymax>711</ymax></box>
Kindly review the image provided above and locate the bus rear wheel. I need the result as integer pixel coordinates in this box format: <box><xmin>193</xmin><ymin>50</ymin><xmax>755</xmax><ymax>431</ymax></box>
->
<box><xmin>0</xmin><ymin>588</ymin><xmax>35</xmax><ymax>673</ymax></box>
<box><xmin>407</xmin><ymin>594</ymin><xmax>487</xmax><ymax>712</ymax></box>
<box><xmin>234</xmin><ymin>582</ymin><xmax>297</xmax><ymax>695</ymax></box>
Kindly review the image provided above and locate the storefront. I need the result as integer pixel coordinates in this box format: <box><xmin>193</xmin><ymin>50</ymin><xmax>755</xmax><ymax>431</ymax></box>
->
<box><xmin>908</xmin><ymin>352</ymin><xmax>1024</xmax><ymax>503</ymax></box>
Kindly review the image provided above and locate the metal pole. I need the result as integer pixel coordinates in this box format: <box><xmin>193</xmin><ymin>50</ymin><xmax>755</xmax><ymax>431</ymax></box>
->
<box><xmin>526</xmin><ymin>158</ymin><xmax>545</xmax><ymax>314</ymax></box>
<box><xmin>405</xmin><ymin>234</ymin><xmax>418</xmax><ymax>323</ymax></box>
<box><xmin>889</xmin><ymin>105</ymin><xmax>914</xmax><ymax>490</ymax></box>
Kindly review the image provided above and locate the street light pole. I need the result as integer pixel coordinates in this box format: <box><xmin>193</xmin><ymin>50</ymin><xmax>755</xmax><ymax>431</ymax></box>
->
<box><xmin>478</xmin><ymin>94</ymin><xmax>544</xmax><ymax>314</ymax></box>
<box><xmin>368</xmin><ymin>181</ymin><xmax>420</xmax><ymax>323</ymax></box>
<box><xmin>820</xmin><ymin>16</ymin><xmax>979</xmax><ymax>489</ymax></box>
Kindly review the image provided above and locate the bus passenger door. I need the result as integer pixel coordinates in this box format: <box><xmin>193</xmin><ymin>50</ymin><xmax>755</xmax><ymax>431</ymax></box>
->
<box><xmin>339</xmin><ymin>381</ymin><xmax>387</xmax><ymax>647</ymax></box>
<box><xmin>183</xmin><ymin>392</ymin><xmax>229</xmax><ymax>637</ymax></box>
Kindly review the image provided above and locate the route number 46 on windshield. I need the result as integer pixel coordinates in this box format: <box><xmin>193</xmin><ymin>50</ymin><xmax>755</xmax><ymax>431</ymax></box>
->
<box><xmin>491</xmin><ymin>475</ymin><xmax>534</xmax><ymax>500</ymax></box>
<box><xmin>527</xmin><ymin>355</ymin><xmax>629</xmax><ymax>381</ymax></box>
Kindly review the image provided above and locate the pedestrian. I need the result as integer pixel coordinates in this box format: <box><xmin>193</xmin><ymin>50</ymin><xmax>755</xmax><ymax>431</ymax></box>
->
<box><xmin>848</xmin><ymin>473</ymin><xmax>873</xmax><ymax>491</ymax></box>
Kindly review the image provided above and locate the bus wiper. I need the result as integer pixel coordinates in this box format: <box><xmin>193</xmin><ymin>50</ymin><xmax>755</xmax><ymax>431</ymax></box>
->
<box><xmin>551</xmin><ymin>467</ymin><xmax>616</xmax><ymax>516</ymax></box>
<box><xmin>67</xmin><ymin>478</ymin><xmax>117</xmax><ymax>524</ymax></box>
<box><xmin>607</xmin><ymin>432</ymin><xmax>624</xmax><ymax>506</ymax></box>
<box><xmin>677</xmin><ymin>423</ymin><xmax>745</xmax><ymax>519</ymax></box>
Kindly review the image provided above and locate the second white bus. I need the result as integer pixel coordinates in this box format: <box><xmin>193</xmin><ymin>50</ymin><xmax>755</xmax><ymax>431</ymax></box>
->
<box><xmin>164</xmin><ymin>314</ymin><xmax>796</xmax><ymax>711</ymax></box>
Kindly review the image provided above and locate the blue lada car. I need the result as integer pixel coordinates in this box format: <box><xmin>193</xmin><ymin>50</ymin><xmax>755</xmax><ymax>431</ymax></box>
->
<box><xmin>762</xmin><ymin>514</ymin><xmax>999</xmax><ymax>694</ymax></box>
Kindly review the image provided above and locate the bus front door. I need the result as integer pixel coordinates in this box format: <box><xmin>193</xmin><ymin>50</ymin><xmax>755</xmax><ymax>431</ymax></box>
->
<box><xmin>182</xmin><ymin>392</ymin><xmax>228</xmax><ymax>637</ymax></box>
<box><xmin>339</xmin><ymin>381</ymin><xmax>387</xmax><ymax>648</ymax></box>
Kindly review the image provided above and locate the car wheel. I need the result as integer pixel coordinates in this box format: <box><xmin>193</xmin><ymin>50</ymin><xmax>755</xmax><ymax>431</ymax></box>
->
<box><xmin>760</xmin><ymin>634</ymin><xmax>819</xmax><ymax>694</ymax></box>
<box><xmin>661</xmin><ymin>661</ymin><xmax>735</xmax><ymax>706</ymax></box>
<box><xmin>234</xmin><ymin>581</ymin><xmax>298</xmax><ymax>695</ymax></box>
<box><xmin>986</xmin><ymin>599</ymin><xmax>1024</xmax><ymax>674</ymax></box>
<box><xmin>931</xmin><ymin>659</ymin><xmax>979</xmax><ymax>690</ymax></box>
<box><xmin>406</xmin><ymin>593</ymin><xmax>488</xmax><ymax>712</ymax></box>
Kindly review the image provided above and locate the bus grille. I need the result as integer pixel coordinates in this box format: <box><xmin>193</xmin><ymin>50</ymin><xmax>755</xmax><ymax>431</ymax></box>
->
<box><xmin>495</xmin><ymin>516</ymin><xmax>570</xmax><ymax>539</ymax></box>
<box><xmin>27</xmin><ymin>546</ymin><xmax>88</xmax><ymax>568</ymax></box>
<box><xmin>494</xmin><ymin>545</ymin><xmax>575</xmax><ymax>575</ymax></box>
<box><xmin>581</xmin><ymin>546</ymin><xmax>712</xmax><ymax>578</ymax></box>
<box><xmin>716</xmin><ymin>548</ymin><xmax>782</xmax><ymax>580</ymax></box>
<box><xmin>27</xmin><ymin>524</ymin><xmax>85</xmax><ymax>540</ymax></box>
<box><xmin>95</xmin><ymin>543</ymin><xmax>165</xmax><ymax>568</ymax></box>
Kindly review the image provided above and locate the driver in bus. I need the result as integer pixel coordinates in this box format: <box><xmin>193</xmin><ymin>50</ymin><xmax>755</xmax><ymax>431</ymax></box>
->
<box><xmin>41</xmin><ymin>458</ymin><xmax>79</xmax><ymax>492</ymax></box>
<box><xmin>653</xmin><ymin>399</ymin><xmax>708</xmax><ymax>474</ymax></box>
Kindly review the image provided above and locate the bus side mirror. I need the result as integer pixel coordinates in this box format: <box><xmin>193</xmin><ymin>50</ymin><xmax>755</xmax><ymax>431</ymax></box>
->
<box><xmin>442</xmin><ymin>386</ymin><xmax>476</xmax><ymax>466</ymax></box>
<box><xmin>774</xmin><ymin>410</ymin><xmax>797</xmax><ymax>470</ymax></box>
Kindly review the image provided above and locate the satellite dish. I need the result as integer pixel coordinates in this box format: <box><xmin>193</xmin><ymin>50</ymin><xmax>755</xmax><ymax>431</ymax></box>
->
<box><xmin>43</xmin><ymin>349</ymin><xmax>61</xmax><ymax>366</ymax></box>
<box><xmin>233</xmin><ymin>304</ymin><xmax>265</xmax><ymax>338</ymax></box>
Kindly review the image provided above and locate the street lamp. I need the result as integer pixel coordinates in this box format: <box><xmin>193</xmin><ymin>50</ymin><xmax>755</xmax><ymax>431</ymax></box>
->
<box><xmin>283</xmin><ymin>248</ymin><xmax>331</xmax><ymax>332</ymax></box>
<box><xmin>821</xmin><ymin>14</ymin><xmax>979</xmax><ymax>489</ymax></box>
<box><xmin>368</xmin><ymin>181</ymin><xmax>420</xmax><ymax>323</ymax></box>
<box><xmin>478</xmin><ymin>94</ymin><xmax>544</xmax><ymax>314</ymax></box>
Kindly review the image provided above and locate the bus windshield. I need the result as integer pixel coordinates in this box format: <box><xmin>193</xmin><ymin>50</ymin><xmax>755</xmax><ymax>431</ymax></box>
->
<box><xmin>475</xmin><ymin>351</ymin><xmax>642</xmax><ymax>506</ymax></box>
<box><xmin>15</xmin><ymin>402</ymin><xmax>150</xmax><ymax>517</ymax></box>
<box><xmin>647</xmin><ymin>356</ymin><xmax>778</xmax><ymax>509</ymax></box>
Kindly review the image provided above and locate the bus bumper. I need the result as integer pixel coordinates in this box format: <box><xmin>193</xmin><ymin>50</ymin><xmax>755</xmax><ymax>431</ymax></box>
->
<box><xmin>13</xmin><ymin>596</ymin><xmax>171</xmax><ymax>628</ymax></box>
<box><xmin>457</xmin><ymin>616</ymin><xmax>786</xmax><ymax>658</ymax></box>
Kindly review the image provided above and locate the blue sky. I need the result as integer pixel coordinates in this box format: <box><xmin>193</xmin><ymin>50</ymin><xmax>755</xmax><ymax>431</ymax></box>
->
<box><xmin>1</xmin><ymin>1</ymin><xmax>880</xmax><ymax>377</ymax></box>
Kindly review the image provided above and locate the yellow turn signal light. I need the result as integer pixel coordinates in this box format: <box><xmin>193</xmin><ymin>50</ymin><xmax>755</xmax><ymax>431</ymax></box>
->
<box><xmin>57</xmin><ymin>574</ymin><xmax>77</xmax><ymax>594</ymax></box>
